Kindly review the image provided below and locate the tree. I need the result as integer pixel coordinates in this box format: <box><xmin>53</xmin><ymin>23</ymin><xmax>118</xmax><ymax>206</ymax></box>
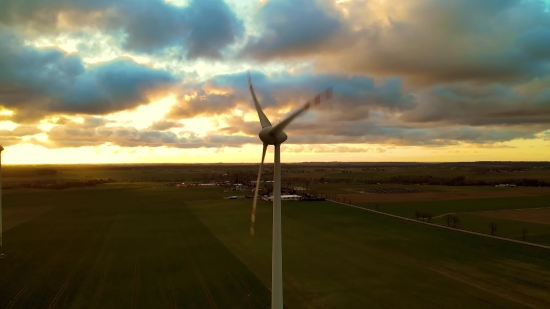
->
<box><xmin>415</xmin><ymin>211</ymin><xmax>421</xmax><ymax>220</ymax></box>
<box><xmin>521</xmin><ymin>228</ymin><xmax>528</xmax><ymax>241</ymax></box>
<box><xmin>451</xmin><ymin>215</ymin><xmax>460</xmax><ymax>228</ymax></box>
<box><xmin>445</xmin><ymin>214</ymin><xmax>452</xmax><ymax>227</ymax></box>
<box><xmin>490</xmin><ymin>222</ymin><xmax>497</xmax><ymax>236</ymax></box>
<box><xmin>426</xmin><ymin>213</ymin><xmax>433</xmax><ymax>223</ymax></box>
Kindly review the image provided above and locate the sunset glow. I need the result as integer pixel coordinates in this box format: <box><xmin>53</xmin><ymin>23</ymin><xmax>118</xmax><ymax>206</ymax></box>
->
<box><xmin>1</xmin><ymin>0</ymin><xmax>549</xmax><ymax>164</ymax></box>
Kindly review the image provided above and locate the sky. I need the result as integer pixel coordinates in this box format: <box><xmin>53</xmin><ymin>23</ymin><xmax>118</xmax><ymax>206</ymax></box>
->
<box><xmin>0</xmin><ymin>0</ymin><xmax>549</xmax><ymax>164</ymax></box>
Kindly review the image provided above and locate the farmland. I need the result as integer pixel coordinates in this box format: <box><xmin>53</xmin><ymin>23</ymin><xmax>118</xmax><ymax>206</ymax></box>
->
<box><xmin>1</xmin><ymin>162</ymin><xmax>550</xmax><ymax>308</ymax></box>
<box><xmin>0</xmin><ymin>185</ymin><xmax>270</xmax><ymax>309</ymax></box>
<box><xmin>187</xmin><ymin>195</ymin><xmax>550</xmax><ymax>308</ymax></box>
<box><xmin>475</xmin><ymin>208</ymin><xmax>550</xmax><ymax>225</ymax></box>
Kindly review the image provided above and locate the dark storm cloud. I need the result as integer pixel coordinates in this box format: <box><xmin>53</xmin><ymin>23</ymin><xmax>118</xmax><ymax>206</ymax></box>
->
<box><xmin>238</xmin><ymin>0</ymin><xmax>550</xmax><ymax>85</ymax></box>
<box><xmin>401</xmin><ymin>83</ymin><xmax>550</xmax><ymax>126</ymax></box>
<box><xmin>240</xmin><ymin>0</ymin><xmax>345</xmax><ymax>60</ymax></box>
<box><xmin>0</xmin><ymin>30</ymin><xmax>176</xmax><ymax>122</ymax></box>
<box><xmin>281</xmin><ymin>122</ymin><xmax>535</xmax><ymax>146</ymax></box>
<box><xmin>217</xmin><ymin>119</ymin><xmax>536</xmax><ymax>147</ymax></box>
<box><xmin>0</xmin><ymin>0</ymin><xmax>110</xmax><ymax>30</ymax></box>
<box><xmin>0</xmin><ymin>0</ymin><xmax>243</xmax><ymax>59</ymax></box>
<box><xmin>182</xmin><ymin>0</ymin><xmax>244</xmax><ymax>59</ymax></box>
<box><xmin>329</xmin><ymin>0</ymin><xmax>550</xmax><ymax>84</ymax></box>
<box><xmin>167</xmin><ymin>71</ymin><xmax>414</xmax><ymax>120</ymax></box>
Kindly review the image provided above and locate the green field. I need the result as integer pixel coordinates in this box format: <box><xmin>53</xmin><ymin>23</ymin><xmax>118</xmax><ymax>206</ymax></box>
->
<box><xmin>2</xmin><ymin>183</ymin><xmax>550</xmax><ymax>308</ymax></box>
<box><xmin>359</xmin><ymin>195</ymin><xmax>550</xmax><ymax>218</ymax></box>
<box><xmin>356</xmin><ymin>194</ymin><xmax>550</xmax><ymax>246</ymax></box>
<box><xmin>309</xmin><ymin>183</ymin><xmax>526</xmax><ymax>194</ymax></box>
<box><xmin>432</xmin><ymin>214</ymin><xmax>550</xmax><ymax>245</ymax></box>
<box><xmin>0</xmin><ymin>184</ymin><xmax>270</xmax><ymax>308</ymax></box>
<box><xmin>188</xmin><ymin>193</ymin><xmax>550</xmax><ymax>308</ymax></box>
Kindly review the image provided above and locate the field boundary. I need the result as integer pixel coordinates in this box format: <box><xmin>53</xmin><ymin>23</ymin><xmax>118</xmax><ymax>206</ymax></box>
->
<box><xmin>326</xmin><ymin>199</ymin><xmax>550</xmax><ymax>250</ymax></box>
<box><xmin>433</xmin><ymin>206</ymin><xmax>550</xmax><ymax>219</ymax></box>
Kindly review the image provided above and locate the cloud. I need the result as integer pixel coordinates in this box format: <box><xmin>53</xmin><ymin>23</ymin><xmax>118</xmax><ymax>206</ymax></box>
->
<box><xmin>1</xmin><ymin>0</ymin><xmax>549</xmax><ymax>153</ymax></box>
<box><xmin>43</xmin><ymin>123</ymin><xmax>192</xmax><ymax>148</ymax></box>
<box><xmin>167</xmin><ymin>71</ymin><xmax>415</xmax><ymax>120</ymax></box>
<box><xmin>0</xmin><ymin>30</ymin><xmax>176</xmax><ymax>122</ymax></box>
<box><xmin>34</xmin><ymin>119</ymin><xmax>253</xmax><ymax>149</ymax></box>
<box><xmin>324</xmin><ymin>0</ymin><xmax>550</xmax><ymax>85</ymax></box>
<box><xmin>182</xmin><ymin>0</ymin><xmax>244</xmax><ymax>59</ymax></box>
<box><xmin>1</xmin><ymin>126</ymin><xmax>42</xmax><ymax>137</ymax></box>
<box><xmin>283</xmin><ymin>144</ymin><xmax>368</xmax><ymax>153</ymax></box>
<box><xmin>23</xmin><ymin>110</ymin><xmax>540</xmax><ymax>149</ymax></box>
<box><xmin>240</xmin><ymin>0</ymin><xmax>346</xmax><ymax>60</ymax></box>
<box><xmin>238</xmin><ymin>0</ymin><xmax>550</xmax><ymax>85</ymax></box>
<box><xmin>281</xmin><ymin>121</ymin><xmax>536</xmax><ymax>146</ymax></box>
<box><xmin>0</xmin><ymin>0</ymin><xmax>244</xmax><ymax>59</ymax></box>
<box><xmin>0</xmin><ymin>125</ymin><xmax>42</xmax><ymax>146</ymax></box>
<box><xmin>164</xmin><ymin>69</ymin><xmax>548</xmax><ymax>148</ymax></box>
<box><xmin>149</xmin><ymin>120</ymin><xmax>184</xmax><ymax>131</ymax></box>
<box><xmin>400</xmin><ymin>82</ymin><xmax>550</xmax><ymax>126</ymax></box>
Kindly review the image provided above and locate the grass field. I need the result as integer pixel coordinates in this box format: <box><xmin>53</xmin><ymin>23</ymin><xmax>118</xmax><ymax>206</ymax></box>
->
<box><xmin>431</xmin><ymin>213</ymin><xmax>550</xmax><ymax>245</ymax></box>
<box><xmin>2</xmin><ymin>183</ymin><xmax>550</xmax><ymax>308</ymax></box>
<box><xmin>356</xmin><ymin>194</ymin><xmax>550</xmax><ymax>218</ymax></box>
<box><xmin>354</xmin><ymin>193</ymin><xmax>550</xmax><ymax>246</ymax></box>
<box><xmin>187</xmin><ymin>193</ymin><xmax>550</xmax><ymax>308</ymax></box>
<box><xmin>0</xmin><ymin>184</ymin><xmax>270</xmax><ymax>309</ymax></box>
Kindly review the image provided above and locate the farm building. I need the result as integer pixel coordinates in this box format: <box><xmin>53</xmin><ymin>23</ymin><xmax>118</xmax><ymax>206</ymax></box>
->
<box><xmin>265</xmin><ymin>195</ymin><xmax>301</xmax><ymax>201</ymax></box>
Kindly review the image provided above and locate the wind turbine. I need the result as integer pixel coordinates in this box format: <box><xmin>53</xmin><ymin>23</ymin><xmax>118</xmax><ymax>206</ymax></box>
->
<box><xmin>248</xmin><ymin>74</ymin><xmax>332</xmax><ymax>309</ymax></box>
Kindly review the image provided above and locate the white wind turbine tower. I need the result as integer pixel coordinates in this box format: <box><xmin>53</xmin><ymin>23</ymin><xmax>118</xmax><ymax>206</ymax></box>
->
<box><xmin>248</xmin><ymin>74</ymin><xmax>332</xmax><ymax>309</ymax></box>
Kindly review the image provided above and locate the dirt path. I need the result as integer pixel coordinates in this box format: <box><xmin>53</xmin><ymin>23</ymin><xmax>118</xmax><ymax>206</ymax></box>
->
<box><xmin>327</xmin><ymin>199</ymin><xmax>550</xmax><ymax>250</ymax></box>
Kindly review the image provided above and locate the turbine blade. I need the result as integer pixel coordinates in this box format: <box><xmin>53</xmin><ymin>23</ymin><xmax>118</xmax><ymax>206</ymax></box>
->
<box><xmin>248</xmin><ymin>74</ymin><xmax>272</xmax><ymax>128</ymax></box>
<box><xmin>251</xmin><ymin>143</ymin><xmax>268</xmax><ymax>236</ymax></box>
<box><xmin>269</xmin><ymin>87</ymin><xmax>332</xmax><ymax>137</ymax></box>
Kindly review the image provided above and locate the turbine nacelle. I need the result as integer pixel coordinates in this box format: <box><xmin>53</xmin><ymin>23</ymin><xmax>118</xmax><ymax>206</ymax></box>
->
<box><xmin>259</xmin><ymin>126</ymin><xmax>287</xmax><ymax>145</ymax></box>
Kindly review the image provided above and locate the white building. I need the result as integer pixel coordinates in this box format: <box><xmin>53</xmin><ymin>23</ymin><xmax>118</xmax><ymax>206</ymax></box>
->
<box><xmin>266</xmin><ymin>195</ymin><xmax>301</xmax><ymax>201</ymax></box>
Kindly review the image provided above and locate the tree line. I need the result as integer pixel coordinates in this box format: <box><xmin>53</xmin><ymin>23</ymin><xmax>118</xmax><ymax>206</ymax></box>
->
<box><xmin>3</xmin><ymin>178</ymin><xmax>116</xmax><ymax>190</ymax></box>
<box><xmin>309</xmin><ymin>175</ymin><xmax>549</xmax><ymax>187</ymax></box>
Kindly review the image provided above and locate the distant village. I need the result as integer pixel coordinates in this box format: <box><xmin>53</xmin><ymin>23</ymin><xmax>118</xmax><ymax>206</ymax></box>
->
<box><xmin>165</xmin><ymin>179</ymin><xmax>325</xmax><ymax>201</ymax></box>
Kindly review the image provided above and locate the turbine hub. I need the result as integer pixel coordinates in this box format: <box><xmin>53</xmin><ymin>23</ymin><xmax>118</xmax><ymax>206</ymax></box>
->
<box><xmin>259</xmin><ymin>126</ymin><xmax>287</xmax><ymax>145</ymax></box>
